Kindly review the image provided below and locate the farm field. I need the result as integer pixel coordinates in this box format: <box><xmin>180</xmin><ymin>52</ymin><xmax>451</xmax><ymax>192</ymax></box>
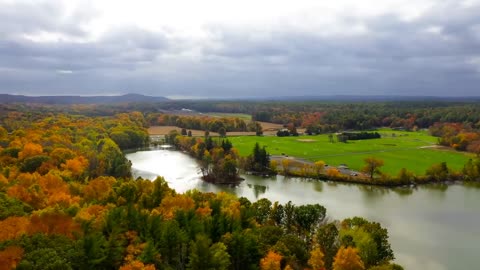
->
<box><xmin>228</xmin><ymin>129</ymin><xmax>473</xmax><ymax>175</ymax></box>
<box><xmin>149</xmin><ymin>126</ymin><xmax>220</xmax><ymax>136</ymax></box>
<box><xmin>148</xmin><ymin>126</ymin><xmax>261</xmax><ymax>136</ymax></box>
<box><xmin>148</xmin><ymin>121</ymin><xmax>290</xmax><ymax>136</ymax></box>
<box><xmin>203</xmin><ymin>112</ymin><xmax>252</xmax><ymax>120</ymax></box>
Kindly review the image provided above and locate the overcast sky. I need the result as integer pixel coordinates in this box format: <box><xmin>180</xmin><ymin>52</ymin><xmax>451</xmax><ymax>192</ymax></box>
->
<box><xmin>1</xmin><ymin>0</ymin><xmax>480</xmax><ymax>98</ymax></box>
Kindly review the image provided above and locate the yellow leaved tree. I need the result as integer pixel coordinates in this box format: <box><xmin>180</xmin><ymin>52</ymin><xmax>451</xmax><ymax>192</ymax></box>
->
<box><xmin>333</xmin><ymin>246</ymin><xmax>365</xmax><ymax>270</ymax></box>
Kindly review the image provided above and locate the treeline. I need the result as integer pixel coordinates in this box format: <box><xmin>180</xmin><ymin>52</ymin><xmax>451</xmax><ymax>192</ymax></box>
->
<box><xmin>277</xmin><ymin>128</ymin><xmax>299</xmax><ymax>137</ymax></box>
<box><xmin>0</xmin><ymin>110</ymin><xmax>402</xmax><ymax>269</ymax></box>
<box><xmin>148</xmin><ymin>100</ymin><xmax>480</xmax><ymax>131</ymax></box>
<box><xmin>429</xmin><ymin>122</ymin><xmax>480</xmax><ymax>154</ymax></box>
<box><xmin>342</xmin><ymin>132</ymin><xmax>381</xmax><ymax>141</ymax></box>
<box><xmin>274</xmin><ymin>156</ymin><xmax>480</xmax><ymax>186</ymax></box>
<box><xmin>4</xmin><ymin>100</ymin><xmax>480</xmax><ymax>133</ymax></box>
<box><xmin>147</xmin><ymin>113</ymin><xmax>263</xmax><ymax>134</ymax></box>
<box><xmin>253</xmin><ymin>103</ymin><xmax>480</xmax><ymax>132</ymax></box>
<box><xmin>250</xmin><ymin>102</ymin><xmax>480</xmax><ymax>131</ymax></box>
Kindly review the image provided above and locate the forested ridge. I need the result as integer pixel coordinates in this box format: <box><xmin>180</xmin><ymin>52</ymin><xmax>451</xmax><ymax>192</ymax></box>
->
<box><xmin>0</xmin><ymin>108</ymin><xmax>402</xmax><ymax>270</ymax></box>
<box><xmin>3</xmin><ymin>100</ymin><xmax>480</xmax><ymax>131</ymax></box>
<box><xmin>142</xmin><ymin>100</ymin><xmax>480</xmax><ymax>131</ymax></box>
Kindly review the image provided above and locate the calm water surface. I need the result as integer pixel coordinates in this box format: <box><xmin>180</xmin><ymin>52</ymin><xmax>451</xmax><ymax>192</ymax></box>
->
<box><xmin>126</xmin><ymin>148</ymin><xmax>480</xmax><ymax>270</ymax></box>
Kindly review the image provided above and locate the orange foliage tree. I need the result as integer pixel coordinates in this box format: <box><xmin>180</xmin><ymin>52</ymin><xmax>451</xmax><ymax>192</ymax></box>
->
<box><xmin>18</xmin><ymin>142</ymin><xmax>43</xmax><ymax>160</ymax></box>
<box><xmin>83</xmin><ymin>176</ymin><xmax>116</xmax><ymax>202</ymax></box>
<box><xmin>327</xmin><ymin>168</ymin><xmax>340</xmax><ymax>178</ymax></box>
<box><xmin>27</xmin><ymin>211</ymin><xmax>80</xmax><ymax>239</ymax></box>
<box><xmin>308</xmin><ymin>247</ymin><xmax>326</xmax><ymax>270</ymax></box>
<box><xmin>332</xmin><ymin>246</ymin><xmax>365</xmax><ymax>270</ymax></box>
<box><xmin>0</xmin><ymin>246</ymin><xmax>24</xmax><ymax>270</ymax></box>
<box><xmin>158</xmin><ymin>194</ymin><xmax>195</xmax><ymax>219</ymax></box>
<box><xmin>38</xmin><ymin>173</ymin><xmax>78</xmax><ymax>206</ymax></box>
<box><xmin>7</xmin><ymin>173</ymin><xmax>45</xmax><ymax>209</ymax></box>
<box><xmin>362</xmin><ymin>157</ymin><xmax>384</xmax><ymax>180</ymax></box>
<box><xmin>260</xmin><ymin>251</ymin><xmax>283</xmax><ymax>270</ymax></box>
<box><xmin>119</xmin><ymin>260</ymin><xmax>156</xmax><ymax>270</ymax></box>
<box><xmin>7</xmin><ymin>172</ymin><xmax>78</xmax><ymax>208</ymax></box>
<box><xmin>62</xmin><ymin>156</ymin><xmax>89</xmax><ymax>178</ymax></box>
<box><xmin>75</xmin><ymin>204</ymin><xmax>108</xmax><ymax>229</ymax></box>
<box><xmin>0</xmin><ymin>216</ymin><xmax>30</xmax><ymax>242</ymax></box>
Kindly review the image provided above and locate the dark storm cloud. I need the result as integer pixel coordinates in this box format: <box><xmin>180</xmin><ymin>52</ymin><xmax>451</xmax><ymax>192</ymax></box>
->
<box><xmin>197</xmin><ymin>2</ymin><xmax>480</xmax><ymax>96</ymax></box>
<box><xmin>0</xmin><ymin>0</ymin><xmax>479</xmax><ymax>97</ymax></box>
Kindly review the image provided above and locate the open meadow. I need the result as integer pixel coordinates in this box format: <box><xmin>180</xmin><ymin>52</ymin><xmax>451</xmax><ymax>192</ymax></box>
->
<box><xmin>203</xmin><ymin>112</ymin><xmax>252</xmax><ymax>120</ymax></box>
<box><xmin>228</xmin><ymin>129</ymin><xmax>473</xmax><ymax>175</ymax></box>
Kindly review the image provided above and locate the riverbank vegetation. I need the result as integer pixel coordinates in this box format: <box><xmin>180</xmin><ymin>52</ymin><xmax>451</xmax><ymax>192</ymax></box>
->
<box><xmin>243</xmin><ymin>143</ymin><xmax>276</xmax><ymax>176</ymax></box>
<box><xmin>164</xmin><ymin>130</ymin><xmax>478</xmax><ymax>186</ymax></box>
<box><xmin>0</xmin><ymin>108</ymin><xmax>403</xmax><ymax>269</ymax></box>
<box><xmin>165</xmin><ymin>131</ymin><xmax>243</xmax><ymax>184</ymax></box>
<box><xmin>270</xmin><ymin>157</ymin><xmax>477</xmax><ymax>187</ymax></box>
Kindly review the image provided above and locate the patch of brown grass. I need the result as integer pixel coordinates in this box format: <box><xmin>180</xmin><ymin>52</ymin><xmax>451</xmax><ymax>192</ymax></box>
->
<box><xmin>148</xmin><ymin>126</ymin><xmax>218</xmax><ymax>136</ymax></box>
<box><xmin>259</xmin><ymin>122</ymin><xmax>283</xmax><ymax>131</ymax></box>
<box><xmin>148</xmin><ymin>122</ymin><xmax>306</xmax><ymax>137</ymax></box>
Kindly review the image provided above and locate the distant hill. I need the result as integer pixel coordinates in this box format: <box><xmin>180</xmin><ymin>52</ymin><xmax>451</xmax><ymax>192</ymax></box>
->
<box><xmin>242</xmin><ymin>95</ymin><xmax>480</xmax><ymax>102</ymax></box>
<box><xmin>0</xmin><ymin>93</ymin><xmax>169</xmax><ymax>104</ymax></box>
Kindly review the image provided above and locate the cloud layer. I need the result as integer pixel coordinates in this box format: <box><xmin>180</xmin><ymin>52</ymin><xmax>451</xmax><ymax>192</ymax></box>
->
<box><xmin>1</xmin><ymin>0</ymin><xmax>480</xmax><ymax>97</ymax></box>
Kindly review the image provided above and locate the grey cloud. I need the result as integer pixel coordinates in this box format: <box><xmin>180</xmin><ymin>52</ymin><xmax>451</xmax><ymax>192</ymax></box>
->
<box><xmin>0</xmin><ymin>0</ymin><xmax>93</xmax><ymax>39</ymax></box>
<box><xmin>191</xmin><ymin>2</ymin><xmax>480</xmax><ymax>96</ymax></box>
<box><xmin>0</xmin><ymin>26</ymin><xmax>169</xmax><ymax>72</ymax></box>
<box><xmin>1</xmin><ymin>0</ymin><xmax>480</xmax><ymax>97</ymax></box>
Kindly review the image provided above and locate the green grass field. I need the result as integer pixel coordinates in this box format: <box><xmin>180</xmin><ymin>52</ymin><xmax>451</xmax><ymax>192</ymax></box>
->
<box><xmin>204</xmin><ymin>112</ymin><xmax>252</xmax><ymax>121</ymax></box>
<box><xmin>228</xmin><ymin>129</ymin><xmax>473</xmax><ymax>175</ymax></box>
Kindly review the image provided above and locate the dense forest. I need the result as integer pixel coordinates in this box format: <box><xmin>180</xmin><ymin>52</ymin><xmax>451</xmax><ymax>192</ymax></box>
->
<box><xmin>0</xmin><ymin>107</ymin><xmax>402</xmax><ymax>269</ymax></box>
<box><xmin>147</xmin><ymin>113</ymin><xmax>262</xmax><ymax>134</ymax></box>
<box><xmin>2</xmin><ymin>99</ymin><xmax>480</xmax><ymax>268</ymax></box>
<box><xmin>3</xmin><ymin>100</ymin><xmax>480</xmax><ymax>132</ymax></box>
<box><xmin>139</xmin><ymin>100</ymin><xmax>480</xmax><ymax>131</ymax></box>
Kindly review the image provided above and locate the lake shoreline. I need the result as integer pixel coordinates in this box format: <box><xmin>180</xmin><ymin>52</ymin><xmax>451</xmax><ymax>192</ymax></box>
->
<box><xmin>131</xmin><ymin>145</ymin><xmax>475</xmax><ymax>188</ymax></box>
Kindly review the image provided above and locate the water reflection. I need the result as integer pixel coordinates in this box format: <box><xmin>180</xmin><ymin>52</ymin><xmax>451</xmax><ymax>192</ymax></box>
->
<box><xmin>391</xmin><ymin>187</ymin><xmax>414</xmax><ymax>196</ymax></box>
<box><xmin>247</xmin><ymin>184</ymin><xmax>268</xmax><ymax>198</ymax></box>
<box><xmin>312</xmin><ymin>181</ymin><xmax>323</xmax><ymax>192</ymax></box>
<box><xmin>358</xmin><ymin>185</ymin><xmax>391</xmax><ymax>205</ymax></box>
<box><xmin>422</xmin><ymin>183</ymin><xmax>449</xmax><ymax>192</ymax></box>
<box><xmin>463</xmin><ymin>181</ymin><xmax>480</xmax><ymax>189</ymax></box>
<box><xmin>326</xmin><ymin>182</ymin><xmax>339</xmax><ymax>188</ymax></box>
<box><xmin>419</xmin><ymin>183</ymin><xmax>448</xmax><ymax>201</ymax></box>
<box><xmin>358</xmin><ymin>185</ymin><xmax>391</xmax><ymax>196</ymax></box>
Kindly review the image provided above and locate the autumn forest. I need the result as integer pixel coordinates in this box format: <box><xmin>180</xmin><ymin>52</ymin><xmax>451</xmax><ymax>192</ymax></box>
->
<box><xmin>1</xmin><ymin>99</ymin><xmax>480</xmax><ymax>270</ymax></box>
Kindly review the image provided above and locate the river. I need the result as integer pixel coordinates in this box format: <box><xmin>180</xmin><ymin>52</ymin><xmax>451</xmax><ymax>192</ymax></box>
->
<box><xmin>126</xmin><ymin>148</ymin><xmax>480</xmax><ymax>270</ymax></box>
